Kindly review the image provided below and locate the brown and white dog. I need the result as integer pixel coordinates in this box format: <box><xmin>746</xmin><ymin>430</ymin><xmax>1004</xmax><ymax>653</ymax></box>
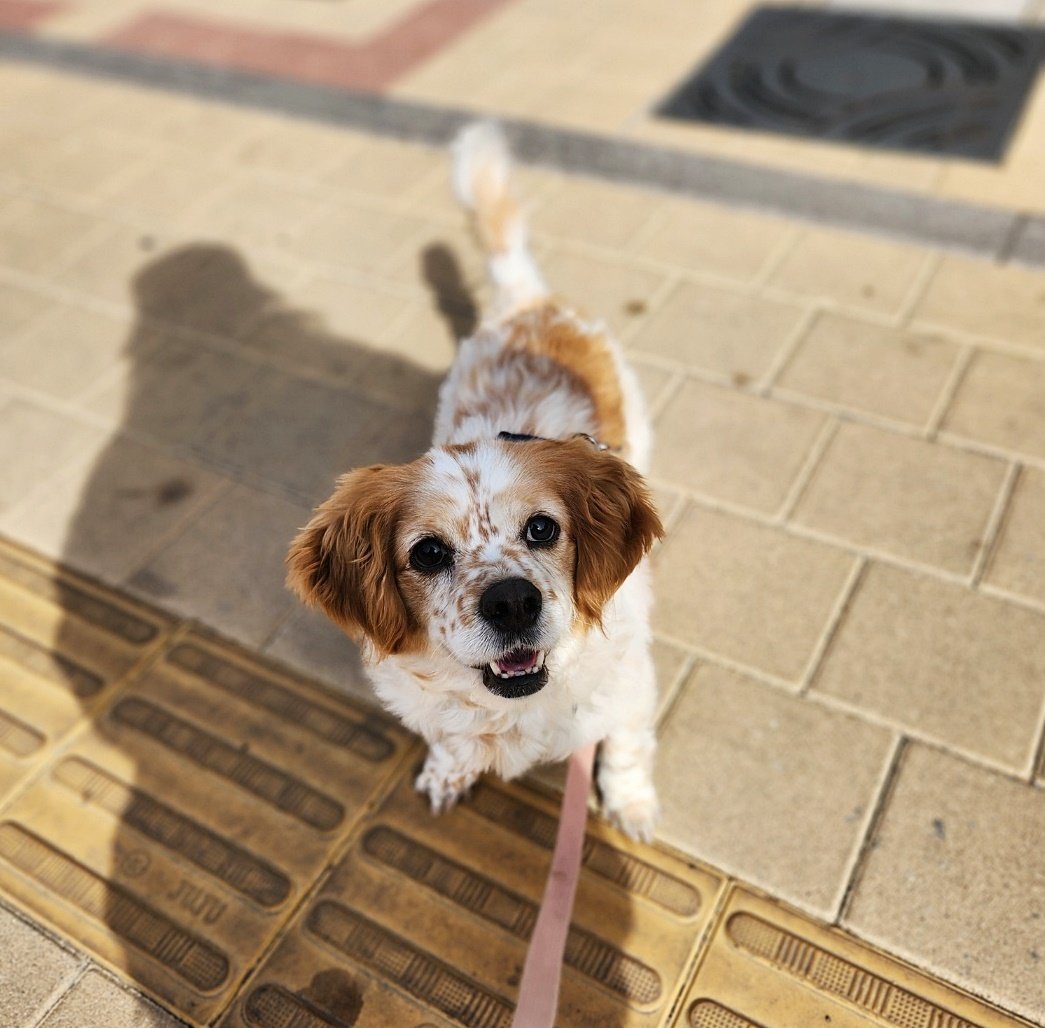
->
<box><xmin>287</xmin><ymin>122</ymin><xmax>663</xmax><ymax>840</ymax></box>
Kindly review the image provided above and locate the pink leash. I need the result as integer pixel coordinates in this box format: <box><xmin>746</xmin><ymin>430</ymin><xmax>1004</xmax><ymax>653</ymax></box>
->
<box><xmin>511</xmin><ymin>742</ymin><xmax>597</xmax><ymax>1028</ymax></box>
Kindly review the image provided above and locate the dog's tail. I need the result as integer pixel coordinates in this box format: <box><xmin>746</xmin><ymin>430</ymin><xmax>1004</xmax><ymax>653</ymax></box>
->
<box><xmin>453</xmin><ymin>121</ymin><xmax>548</xmax><ymax>319</ymax></box>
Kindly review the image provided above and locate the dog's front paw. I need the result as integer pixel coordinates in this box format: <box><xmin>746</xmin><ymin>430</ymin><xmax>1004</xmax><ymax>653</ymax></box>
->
<box><xmin>599</xmin><ymin>759</ymin><xmax>660</xmax><ymax>843</ymax></box>
<box><xmin>414</xmin><ymin>749</ymin><xmax>479</xmax><ymax>815</ymax></box>
<box><xmin>603</xmin><ymin>791</ymin><xmax>660</xmax><ymax>844</ymax></box>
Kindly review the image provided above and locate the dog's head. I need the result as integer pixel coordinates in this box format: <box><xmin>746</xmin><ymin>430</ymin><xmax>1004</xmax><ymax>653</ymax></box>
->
<box><xmin>286</xmin><ymin>436</ymin><xmax>662</xmax><ymax>700</ymax></box>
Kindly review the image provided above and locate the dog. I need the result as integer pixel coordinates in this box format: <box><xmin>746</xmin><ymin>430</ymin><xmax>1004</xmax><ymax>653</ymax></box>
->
<box><xmin>286</xmin><ymin>122</ymin><xmax>663</xmax><ymax>840</ymax></box>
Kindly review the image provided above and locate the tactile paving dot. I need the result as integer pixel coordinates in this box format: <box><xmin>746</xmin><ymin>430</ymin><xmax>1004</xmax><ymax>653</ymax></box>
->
<box><xmin>222</xmin><ymin>773</ymin><xmax>726</xmax><ymax>1027</ymax></box>
<box><xmin>0</xmin><ymin>627</ymin><xmax>413</xmax><ymax>1024</ymax></box>
<box><xmin>673</xmin><ymin>888</ymin><xmax>1026</xmax><ymax>1028</ymax></box>
<box><xmin>0</xmin><ymin>538</ymin><xmax>172</xmax><ymax>803</ymax></box>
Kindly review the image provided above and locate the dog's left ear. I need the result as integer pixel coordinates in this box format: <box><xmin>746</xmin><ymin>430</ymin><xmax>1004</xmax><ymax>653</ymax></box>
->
<box><xmin>550</xmin><ymin>439</ymin><xmax>664</xmax><ymax>625</ymax></box>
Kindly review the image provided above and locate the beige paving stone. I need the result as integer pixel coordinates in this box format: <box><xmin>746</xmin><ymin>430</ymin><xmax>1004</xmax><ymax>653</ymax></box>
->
<box><xmin>382</xmin><ymin>218</ymin><xmax>487</xmax><ymax>299</ymax></box>
<box><xmin>813</xmin><ymin>562</ymin><xmax>1045</xmax><ymax>775</ymax></box>
<box><xmin>290</xmin><ymin>200</ymin><xmax>430</xmax><ymax>273</ymax></box>
<box><xmin>859</xmin><ymin>148</ymin><xmax>944</xmax><ymax>191</ymax></box>
<box><xmin>129</xmin><ymin>242</ymin><xmax>305</xmax><ymax>343</ymax></box>
<box><xmin>768</xmin><ymin>225</ymin><xmax>931</xmax><ymax>316</ymax></box>
<box><xmin>0</xmin><ymin>65</ymin><xmax>114</xmax><ymax>132</ymax></box>
<box><xmin>201</xmin><ymin>368</ymin><xmax>435</xmax><ymax>500</ymax></box>
<box><xmin>0</xmin><ymin>126</ymin><xmax>141</xmax><ymax>201</ymax></box>
<box><xmin>541</xmin><ymin>249</ymin><xmax>672</xmax><ymax>335</ymax></box>
<box><xmin>0</xmin><ymin>197</ymin><xmax>105</xmax><ymax>276</ymax></box>
<box><xmin>529</xmin><ymin>175</ymin><xmax>665</xmax><ymax>250</ymax></box>
<box><xmin>0</xmin><ymin>398</ymin><xmax>108</xmax><ymax>515</ymax></box>
<box><xmin>651</xmin><ymin>637</ymin><xmax>692</xmax><ymax>718</ymax></box>
<box><xmin>937</xmin><ymin>155</ymin><xmax>1045</xmax><ymax>220</ymax></box>
<box><xmin>627</xmin><ymin>278</ymin><xmax>806</xmax><ymax>381</ymax></box>
<box><xmin>942</xmin><ymin>349</ymin><xmax>1045</xmax><ymax>461</ymax></box>
<box><xmin>183</xmin><ymin>176</ymin><xmax>326</xmax><ymax>253</ymax></box>
<box><xmin>228</xmin><ymin>118</ymin><xmax>362</xmax><ymax>180</ymax></box>
<box><xmin>0</xmin><ymin>435</ymin><xmax>230</xmax><ymax>585</ymax></box>
<box><xmin>649</xmin><ymin>482</ymin><xmax>686</xmax><ymax>533</ymax></box>
<box><xmin>776</xmin><ymin>312</ymin><xmax>962</xmax><ymax>427</ymax></box>
<box><xmin>321</xmin><ymin>137</ymin><xmax>441</xmax><ymax>200</ymax></box>
<box><xmin>85</xmin><ymin>332</ymin><xmax>268</xmax><ymax>451</ymax></box>
<box><xmin>69</xmin><ymin>84</ymin><xmax>207</xmax><ymax>143</ymax></box>
<box><xmin>0</xmin><ymin>193</ymin><xmax>23</xmax><ymax>223</ymax></box>
<box><xmin>653</xmin><ymin>504</ymin><xmax>856</xmax><ymax>681</ymax></box>
<box><xmin>0</xmin><ymin>279</ymin><xmax>52</xmax><ymax>337</ymax></box>
<box><xmin>97</xmin><ymin>154</ymin><xmax>227</xmax><ymax>225</ymax></box>
<box><xmin>653</xmin><ymin>378</ymin><xmax>826</xmax><ymax>514</ymax></box>
<box><xmin>630</xmin><ymin>197</ymin><xmax>794</xmax><ymax>282</ymax></box>
<box><xmin>529</xmin><ymin>75</ymin><xmax>649</xmax><ymax>132</ymax></box>
<box><xmin>60</xmin><ymin>225</ymin><xmax>189</xmax><ymax>307</ymax></box>
<box><xmin>0</xmin><ymin>904</ymin><xmax>82</xmax><ymax>1027</ymax></box>
<box><xmin>379</xmin><ymin>298</ymin><xmax>464</xmax><ymax>374</ymax></box>
<box><xmin>0</xmin><ymin>304</ymin><xmax>131</xmax><ymax>400</ymax></box>
<box><xmin>986</xmin><ymin>465</ymin><xmax>1045</xmax><ymax>608</ymax></box>
<box><xmin>629</xmin><ymin>359</ymin><xmax>675</xmax><ymax>414</ymax></box>
<box><xmin>264</xmin><ymin>606</ymin><xmax>376</xmax><ymax>709</ymax></box>
<box><xmin>843</xmin><ymin>744</ymin><xmax>1045</xmax><ymax>1023</ymax></box>
<box><xmin>110</xmin><ymin>95</ymin><xmax>265</xmax><ymax>156</ymax></box>
<box><xmin>126</xmin><ymin>482</ymin><xmax>310</xmax><ymax>648</ymax></box>
<box><xmin>40</xmin><ymin>967</ymin><xmax>184</xmax><ymax>1028</ymax></box>
<box><xmin>250</xmin><ymin>270</ymin><xmax>415</xmax><ymax>350</ymax></box>
<box><xmin>657</xmin><ymin>664</ymin><xmax>894</xmax><ymax>918</ymax></box>
<box><xmin>913</xmin><ymin>254</ymin><xmax>1045</xmax><ymax>351</ymax></box>
<box><xmin>792</xmin><ymin>421</ymin><xmax>1007</xmax><ymax>574</ymax></box>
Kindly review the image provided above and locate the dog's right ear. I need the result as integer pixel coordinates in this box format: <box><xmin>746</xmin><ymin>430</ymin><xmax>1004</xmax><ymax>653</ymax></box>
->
<box><xmin>286</xmin><ymin>464</ymin><xmax>419</xmax><ymax>657</ymax></box>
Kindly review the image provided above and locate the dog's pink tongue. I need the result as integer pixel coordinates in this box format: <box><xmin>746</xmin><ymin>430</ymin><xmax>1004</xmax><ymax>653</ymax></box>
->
<box><xmin>497</xmin><ymin>650</ymin><xmax>537</xmax><ymax>674</ymax></box>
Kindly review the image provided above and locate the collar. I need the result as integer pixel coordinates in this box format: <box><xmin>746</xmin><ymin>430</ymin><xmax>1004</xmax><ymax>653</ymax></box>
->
<box><xmin>498</xmin><ymin>430</ymin><xmax>612</xmax><ymax>452</ymax></box>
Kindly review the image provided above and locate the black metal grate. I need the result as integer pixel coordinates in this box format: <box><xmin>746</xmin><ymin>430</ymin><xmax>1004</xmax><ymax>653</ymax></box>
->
<box><xmin>656</xmin><ymin>6</ymin><xmax>1045</xmax><ymax>160</ymax></box>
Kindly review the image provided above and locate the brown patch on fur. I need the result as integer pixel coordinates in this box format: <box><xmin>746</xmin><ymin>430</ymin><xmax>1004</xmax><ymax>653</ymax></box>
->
<box><xmin>286</xmin><ymin>460</ymin><xmax>426</xmax><ymax>657</ymax></box>
<box><xmin>504</xmin><ymin>304</ymin><xmax>627</xmax><ymax>449</ymax></box>
<box><xmin>470</xmin><ymin>165</ymin><xmax>520</xmax><ymax>255</ymax></box>
<box><xmin>515</xmin><ymin>438</ymin><xmax>663</xmax><ymax>625</ymax></box>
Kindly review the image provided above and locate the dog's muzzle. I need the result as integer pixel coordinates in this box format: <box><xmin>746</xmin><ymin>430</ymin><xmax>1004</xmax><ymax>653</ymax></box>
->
<box><xmin>477</xmin><ymin>578</ymin><xmax>547</xmax><ymax>697</ymax></box>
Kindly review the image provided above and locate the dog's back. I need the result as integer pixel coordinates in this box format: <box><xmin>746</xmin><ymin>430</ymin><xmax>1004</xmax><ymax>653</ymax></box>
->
<box><xmin>435</xmin><ymin>123</ymin><xmax>652</xmax><ymax>472</ymax></box>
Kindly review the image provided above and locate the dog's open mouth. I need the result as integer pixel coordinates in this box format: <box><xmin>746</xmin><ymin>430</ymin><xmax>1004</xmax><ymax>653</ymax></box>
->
<box><xmin>482</xmin><ymin>649</ymin><xmax>548</xmax><ymax>698</ymax></box>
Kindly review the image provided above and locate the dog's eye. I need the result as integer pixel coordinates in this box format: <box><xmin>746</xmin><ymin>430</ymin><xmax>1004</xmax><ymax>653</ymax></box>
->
<box><xmin>524</xmin><ymin>515</ymin><xmax>559</xmax><ymax>547</ymax></box>
<box><xmin>410</xmin><ymin>537</ymin><xmax>452</xmax><ymax>572</ymax></box>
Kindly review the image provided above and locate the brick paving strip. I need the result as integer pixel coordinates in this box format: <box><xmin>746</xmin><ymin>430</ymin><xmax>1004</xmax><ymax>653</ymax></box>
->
<box><xmin>1</xmin><ymin>28</ymin><xmax>1044</xmax><ymax>266</ymax></box>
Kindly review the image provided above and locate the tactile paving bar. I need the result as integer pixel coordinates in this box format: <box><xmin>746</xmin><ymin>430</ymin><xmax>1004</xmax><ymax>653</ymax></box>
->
<box><xmin>222</xmin><ymin>774</ymin><xmax>726</xmax><ymax>1028</ymax></box>
<box><xmin>0</xmin><ymin>538</ymin><xmax>172</xmax><ymax>803</ymax></box>
<box><xmin>673</xmin><ymin>888</ymin><xmax>1029</xmax><ymax>1028</ymax></box>
<box><xmin>0</xmin><ymin>628</ymin><xmax>414</xmax><ymax>1025</ymax></box>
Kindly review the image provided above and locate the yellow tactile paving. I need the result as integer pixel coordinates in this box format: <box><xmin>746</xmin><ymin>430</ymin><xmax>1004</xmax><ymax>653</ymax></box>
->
<box><xmin>0</xmin><ymin>557</ymin><xmax>413</xmax><ymax>1023</ymax></box>
<box><xmin>676</xmin><ymin>888</ymin><xmax>1032</xmax><ymax>1028</ymax></box>
<box><xmin>0</xmin><ymin>539</ymin><xmax>172</xmax><ymax>804</ymax></box>
<box><xmin>222</xmin><ymin>773</ymin><xmax>727</xmax><ymax>1028</ymax></box>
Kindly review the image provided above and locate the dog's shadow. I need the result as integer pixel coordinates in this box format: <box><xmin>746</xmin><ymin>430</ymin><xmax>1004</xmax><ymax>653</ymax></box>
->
<box><xmin>35</xmin><ymin>239</ymin><xmax>633</xmax><ymax>1025</ymax></box>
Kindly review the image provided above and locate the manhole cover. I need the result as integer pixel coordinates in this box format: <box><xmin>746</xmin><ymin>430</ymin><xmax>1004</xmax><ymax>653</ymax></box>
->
<box><xmin>657</xmin><ymin>6</ymin><xmax>1045</xmax><ymax>160</ymax></box>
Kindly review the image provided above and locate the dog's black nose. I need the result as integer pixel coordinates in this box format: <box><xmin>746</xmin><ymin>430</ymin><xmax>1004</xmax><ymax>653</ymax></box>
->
<box><xmin>479</xmin><ymin>578</ymin><xmax>542</xmax><ymax>634</ymax></box>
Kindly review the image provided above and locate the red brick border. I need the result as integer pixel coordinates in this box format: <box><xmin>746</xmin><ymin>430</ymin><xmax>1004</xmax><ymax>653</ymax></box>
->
<box><xmin>104</xmin><ymin>0</ymin><xmax>514</xmax><ymax>92</ymax></box>
<box><xmin>0</xmin><ymin>0</ymin><xmax>68</xmax><ymax>31</ymax></box>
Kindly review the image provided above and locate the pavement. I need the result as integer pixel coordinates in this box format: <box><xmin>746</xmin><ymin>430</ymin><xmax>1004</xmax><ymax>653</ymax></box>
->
<box><xmin>0</xmin><ymin>0</ymin><xmax>1044</xmax><ymax>1026</ymax></box>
